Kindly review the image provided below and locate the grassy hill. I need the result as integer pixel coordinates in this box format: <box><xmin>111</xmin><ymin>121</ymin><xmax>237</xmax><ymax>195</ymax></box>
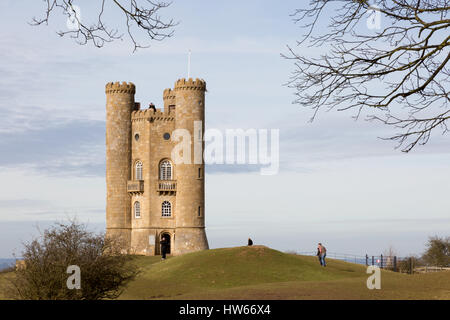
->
<box><xmin>119</xmin><ymin>246</ymin><xmax>450</xmax><ymax>300</ymax></box>
<box><xmin>1</xmin><ymin>246</ymin><xmax>449</xmax><ymax>299</ymax></box>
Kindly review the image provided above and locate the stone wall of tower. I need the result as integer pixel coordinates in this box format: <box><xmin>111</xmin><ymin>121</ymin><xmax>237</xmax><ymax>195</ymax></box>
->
<box><xmin>105</xmin><ymin>82</ymin><xmax>135</xmax><ymax>249</ymax></box>
<box><xmin>173</xmin><ymin>78</ymin><xmax>209</xmax><ymax>255</ymax></box>
<box><xmin>129</xmin><ymin>109</ymin><xmax>177</xmax><ymax>255</ymax></box>
<box><xmin>105</xmin><ymin>78</ymin><xmax>209</xmax><ymax>256</ymax></box>
<box><xmin>129</xmin><ymin>111</ymin><xmax>151</xmax><ymax>255</ymax></box>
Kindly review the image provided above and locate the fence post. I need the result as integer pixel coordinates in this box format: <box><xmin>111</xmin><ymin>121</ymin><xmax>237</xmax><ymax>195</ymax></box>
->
<box><xmin>393</xmin><ymin>256</ymin><xmax>397</xmax><ymax>272</ymax></box>
<box><xmin>372</xmin><ymin>256</ymin><xmax>374</xmax><ymax>266</ymax></box>
<box><xmin>380</xmin><ymin>254</ymin><xmax>383</xmax><ymax>269</ymax></box>
<box><xmin>365</xmin><ymin>254</ymin><xmax>368</xmax><ymax>266</ymax></box>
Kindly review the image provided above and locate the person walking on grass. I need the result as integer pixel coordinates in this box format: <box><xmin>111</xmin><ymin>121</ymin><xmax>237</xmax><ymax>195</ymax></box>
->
<box><xmin>317</xmin><ymin>243</ymin><xmax>327</xmax><ymax>267</ymax></box>
<box><xmin>160</xmin><ymin>236</ymin><xmax>169</xmax><ymax>260</ymax></box>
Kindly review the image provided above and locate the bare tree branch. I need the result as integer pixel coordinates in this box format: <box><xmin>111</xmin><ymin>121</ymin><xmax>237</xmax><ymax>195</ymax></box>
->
<box><xmin>284</xmin><ymin>0</ymin><xmax>450</xmax><ymax>152</ymax></box>
<box><xmin>6</xmin><ymin>220</ymin><xmax>140</xmax><ymax>300</ymax></box>
<box><xmin>31</xmin><ymin>0</ymin><xmax>177</xmax><ymax>52</ymax></box>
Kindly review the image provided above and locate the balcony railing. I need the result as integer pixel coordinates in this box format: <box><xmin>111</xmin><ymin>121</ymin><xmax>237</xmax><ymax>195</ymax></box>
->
<box><xmin>127</xmin><ymin>180</ymin><xmax>144</xmax><ymax>193</ymax></box>
<box><xmin>157</xmin><ymin>180</ymin><xmax>177</xmax><ymax>192</ymax></box>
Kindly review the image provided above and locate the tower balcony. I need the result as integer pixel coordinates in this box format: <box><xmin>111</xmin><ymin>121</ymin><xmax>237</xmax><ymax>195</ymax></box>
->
<box><xmin>127</xmin><ymin>180</ymin><xmax>144</xmax><ymax>193</ymax></box>
<box><xmin>157</xmin><ymin>180</ymin><xmax>177</xmax><ymax>192</ymax></box>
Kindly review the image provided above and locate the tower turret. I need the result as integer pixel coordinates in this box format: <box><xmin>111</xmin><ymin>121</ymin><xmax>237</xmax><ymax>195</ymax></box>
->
<box><xmin>105</xmin><ymin>81</ymin><xmax>135</xmax><ymax>249</ymax></box>
<box><xmin>163</xmin><ymin>88</ymin><xmax>176</xmax><ymax>113</ymax></box>
<box><xmin>173</xmin><ymin>78</ymin><xmax>209</xmax><ymax>255</ymax></box>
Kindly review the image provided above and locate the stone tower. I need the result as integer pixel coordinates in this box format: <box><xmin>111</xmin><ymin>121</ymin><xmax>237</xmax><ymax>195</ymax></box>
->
<box><xmin>105</xmin><ymin>82</ymin><xmax>135</xmax><ymax>248</ymax></box>
<box><xmin>105</xmin><ymin>78</ymin><xmax>209</xmax><ymax>256</ymax></box>
<box><xmin>173</xmin><ymin>78</ymin><xmax>208</xmax><ymax>255</ymax></box>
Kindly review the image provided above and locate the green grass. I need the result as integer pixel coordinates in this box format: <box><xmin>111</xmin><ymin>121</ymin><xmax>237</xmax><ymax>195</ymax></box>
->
<box><xmin>120</xmin><ymin>245</ymin><xmax>449</xmax><ymax>300</ymax></box>
<box><xmin>122</xmin><ymin>245</ymin><xmax>359</xmax><ymax>299</ymax></box>
<box><xmin>1</xmin><ymin>246</ymin><xmax>449</xmax><ymax>300</ymax></box>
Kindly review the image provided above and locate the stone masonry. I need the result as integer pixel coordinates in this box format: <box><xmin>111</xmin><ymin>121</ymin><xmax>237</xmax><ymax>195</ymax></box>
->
<box><xmin>105</xmin><ymin>78</ymin><xmax>209</xmax><ymax>256</ymax></box>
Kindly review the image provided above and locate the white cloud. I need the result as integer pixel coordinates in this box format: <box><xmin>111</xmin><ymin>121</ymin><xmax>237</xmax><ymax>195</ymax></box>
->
<box><xmin>0</xmin><ymin>167</ymin><xmax>105</xmax><ymax>223</ymax></box>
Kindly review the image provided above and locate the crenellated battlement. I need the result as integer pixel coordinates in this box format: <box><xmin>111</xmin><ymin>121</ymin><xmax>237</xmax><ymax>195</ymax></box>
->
<box><xmin>131</xmin><ymin>108</ymin><xmax>175</xmax><ymax>121</ymax></box>
<box><xmin>163</xmin><ymin>88</ymin><xmax>176</xmax><ymax>100</ymax></box>
<box><xmin>174</xmin><ymin>78</ymin><xmax>206</xmax><ymax>91</ymax></box>
<box><xmin>105</xmin><ymin>81</ymin><xmax>136</xmax><ymax>94</ymax></box>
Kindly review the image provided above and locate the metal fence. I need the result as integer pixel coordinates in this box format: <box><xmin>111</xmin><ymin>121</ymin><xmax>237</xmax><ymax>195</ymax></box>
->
<box><xmin>297</xmin><ymin>251</ymin><xmax>368</xmax><ymax>265</ymax></box>
<box><xmin>366</xmin><ymin>254</ymin><xmax>412</xmax><ymax>273</ymax></box>
<box><xmin>295</xmin><ymin>251</ymin><xmax>448</xmax><ymax>274</ymax></box>
<box><xmin>413</xmin><ymin>266</ymin><xmax>450</xmax><ymax>273</ymax></box>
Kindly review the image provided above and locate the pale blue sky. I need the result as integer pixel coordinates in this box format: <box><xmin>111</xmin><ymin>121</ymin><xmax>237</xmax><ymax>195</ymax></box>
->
<box><xmin>0</xmin><ymin>0</ymin><xmax>449</xmax><ymax>257</ymax></box>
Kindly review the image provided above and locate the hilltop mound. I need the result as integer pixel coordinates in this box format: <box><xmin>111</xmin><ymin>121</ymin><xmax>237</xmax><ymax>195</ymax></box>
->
<box><xmin>120</xmin><ymin>246</ymin><xmax>366</xmax><ymax>299</ymax></box>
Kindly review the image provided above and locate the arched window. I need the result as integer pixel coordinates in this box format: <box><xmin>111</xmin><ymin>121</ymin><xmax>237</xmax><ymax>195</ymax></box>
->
<box><xmin>135</xmin><ymin>161</ymin><xmax>143</xmax><ymax>180</ymax></box>
<box><xmin>159</xmin><ymin>160</ymin><xmax>172</xmax><ymax>180</ymax></box>
<box><xmin>134</xmin><ymin>201</ymin><xmax>141</xmax><ymax>218</ymax></box>
<box><xmin>162</xmin><ymin>201</ymin><xmax>171</xmax><ymax>217</ymax></box>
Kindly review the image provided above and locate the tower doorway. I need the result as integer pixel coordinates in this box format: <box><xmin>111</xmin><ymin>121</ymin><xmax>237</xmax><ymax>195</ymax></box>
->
<box><xmin>160</xmin><ymin>232</ymin><xmax>171</xmax><ymax>254</ymax></box>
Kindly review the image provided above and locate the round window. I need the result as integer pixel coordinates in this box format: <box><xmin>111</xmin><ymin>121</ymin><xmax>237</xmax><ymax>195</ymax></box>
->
<box><xmin>163</xmin><ymin>133</ymin><xmax>170</xmax><ymax>140</ymax></box>
<box><xmin>134</xmin><ymin>133</ymin><xmax>140</xmax><ymax>141</ymax></box>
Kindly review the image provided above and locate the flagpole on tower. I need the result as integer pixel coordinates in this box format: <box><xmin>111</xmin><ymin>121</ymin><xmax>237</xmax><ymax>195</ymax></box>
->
<box><xmin>187</xmin><ymin>49</ymin><xmax>191</xmax><ymax>79</ymax></box>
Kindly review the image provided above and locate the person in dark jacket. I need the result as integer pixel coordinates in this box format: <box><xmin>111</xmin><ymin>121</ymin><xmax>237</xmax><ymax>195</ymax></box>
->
<box><xmin>248</xmin><ymin>238</ymin><xmax>253</xmax><ymax>246</ymax></box>
<box><xmin>317</xmin><ymin>243</ymin><xmax>327</xmax><ymax>267</ymax></box>
<box><xmin>160</xmin><ymin>236</ymin><xmax>169</xmax><ymax>260</ymax></box>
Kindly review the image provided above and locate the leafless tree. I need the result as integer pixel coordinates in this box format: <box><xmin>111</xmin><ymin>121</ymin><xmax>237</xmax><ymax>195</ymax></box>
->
<box><xmin>383</xmin><ymin>245</ymin><xmax>397</xmax><ymax>257</ymax></box>
<box><xmin>284</xmin><ymin>0</ymin><xmax>450</xmax><ymax>152</ymax></box>
<box><xmin>31</xmin><ymin>0</ymin><xmax>176</xmax><ymax>52</ymax></box>
<box><xmin>383</xmin><ymin>245</ymin><xmax>397</xmax><ymax>269</ymax></box>
<box><xmin>6</xmin><ymin>220</ymin><xmax>140</xmax><ymax>300</ymax></box>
